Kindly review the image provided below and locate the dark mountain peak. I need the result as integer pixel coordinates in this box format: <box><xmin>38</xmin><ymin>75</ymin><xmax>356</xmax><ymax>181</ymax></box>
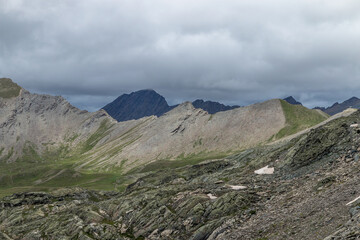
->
<box><xmin>192</xmin><ymin>99</ymin><xmax>240</xmax><ymax>114</ymax></box>
<box><xmin>344</xmin><ymin>96</ymin><xmax>360</xmax><ymax>104</ymax></box>
<box><xmin>134</xmin><ymin>89</ymin><xmax>157</xmax><ymax>94</ymax></box>
<box><xmin>103</xmin><ymin>90</ymin><xmax>241</xmax><ymax>122</ymax></box>
<box><xmin>192</xmin><ymin>99</ymin><xmax>205</xmax><ymax>104</ymax></box>
<box><xmin>283</xmin><ymin>96</ymin><xmax>302</xmax><ymax>105</ymax></box>
<box><xmin>316</xmin><ymin>97</ymin><xmax>360</xmax><ymax>116</ymax></box>
<box><xmin>103</xmin><ymin>89</ymin><xmax>171</xmax><ymax>122</ymax></box>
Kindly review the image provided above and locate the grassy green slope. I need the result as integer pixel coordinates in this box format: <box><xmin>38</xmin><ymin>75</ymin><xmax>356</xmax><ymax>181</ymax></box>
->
<box><xmin>273</xmin><ymin>100</ymin><xmax>329</xmax><ymax>140</ymax></box>
<box><xmin>0</xmin><ymin>120</ymin><xmax>127</xmax><ymax>197</ymax></box>
<box><xmin>0</xmin><ymin>78</ymin><xmax>21</xmax><ymax>98</ymax></box>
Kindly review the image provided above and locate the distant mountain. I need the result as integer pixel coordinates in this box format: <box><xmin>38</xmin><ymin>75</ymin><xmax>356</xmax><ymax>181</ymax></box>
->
<box><xmin>192</xmin><ymin>99</ymin><xmax>239</xmax><ymax>114</ymax></box>
<box><xmin>103</xmin><ymin>90</ymin><xmax>241</xmax><ymax>121</ymax></box>
<box><xmin>102</xmin><ymin>89</ymin><xmax>174</xmax><ymax>122</ymax></box>
<box><xmin>314</xmin><ymin>97</ymin><xmax>360</xmax><ymax>115</ymax></box>
<box><xmin>283</xmin><ymin>96</ymin><xmax>302</xmax><ymax>105</ymax></box>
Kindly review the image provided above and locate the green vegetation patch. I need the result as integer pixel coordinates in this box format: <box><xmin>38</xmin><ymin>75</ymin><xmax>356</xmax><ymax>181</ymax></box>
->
<box><xmin>0</xmin><ymin>78</ymin><xmax>21</xmax><ymax>98</ymax></box>
<box><xmin>273</xmin><ymin>100</ymin><xmax>328</xmax><ymax>140</ymax></box>
<box><xmin>132</xmin><ymin>151</ymin><xmax>229</xmax><ymax>173</ymax></box>
<box><xmin>82</xmin><ymin>119</ymin><xmax>114</xmax><ymax>152</ymax></box>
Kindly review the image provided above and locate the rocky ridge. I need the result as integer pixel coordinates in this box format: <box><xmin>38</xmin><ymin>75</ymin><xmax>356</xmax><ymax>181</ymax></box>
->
<box><xmin>0</xmin><ymin>79</ymin><xmax>113</xmax><ymax>163</ymax></box>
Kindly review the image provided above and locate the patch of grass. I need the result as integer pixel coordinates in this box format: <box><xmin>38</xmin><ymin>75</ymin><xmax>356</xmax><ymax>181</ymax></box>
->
<box><xmin>67</xmin><ymin>133</ymin><xmax>80</xmax><ymax>142</ymax></box>
<box><xmin>0</xmin><ymin>139</ymin><xmax>130</xmax><ymax>198</ymax></box>
<box><xmin>2</xmin><ymin>147</ymin><xmax>14</xmax><ymax>162</ymax></box>
<box><xmin>19</xmin><ymin>142</ymin><xmax>42</xmax><ymax>163</ymax></box>
<box><xmin>193</xmin><ymin>138</ymin><xmax>203</xmax><ymax>148</ymax></box>
<box><xmin>82</xmin><ymin>119</ymin><xmax>114</xmax><ymax>152</ymax></box>
<box><xmin>273</xmin><ymin>100</ymin><xmax>328</xmax><ymax>140</ymax></box>
<box><xmin>132</xmin><ymin>151</ymin><xmax>229</xmax><ymax>173</ymax></box>
<box><xmin>0</xmin><ymin>78</ymin><xmax>21</xmax><ymax>98</ymax></box>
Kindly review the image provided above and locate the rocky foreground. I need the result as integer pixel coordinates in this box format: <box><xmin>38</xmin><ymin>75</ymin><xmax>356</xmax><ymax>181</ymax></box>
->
<box><xmin>1</xmin><ymin>111</ymin><xmax>360</xmax><ymax>239</ymax></box>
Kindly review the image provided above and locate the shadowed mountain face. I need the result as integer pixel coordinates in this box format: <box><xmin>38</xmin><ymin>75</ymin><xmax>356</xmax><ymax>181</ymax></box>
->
<box><xmin>315</xmin><ymin>97</ymin><xmax>360</xmax><ymax>116</ymax></box>
<box><xmin>192</xmin><ymin>99</ymin><xmax>239</xmax><ymax>114</ymax></box>
<box><xmin>103</xmin><ymin>90</ymin><xmax>240</xmax><ymax>122</ymax></box>
<box><xmin>102</xmin><ymin>89</ymin><xmax>173</xmax><ymax>122</ymax></box>
<box><xmin>283</xmin><ymin>96</ymin><xmax>302</xmax><ymax>105</ymax></box>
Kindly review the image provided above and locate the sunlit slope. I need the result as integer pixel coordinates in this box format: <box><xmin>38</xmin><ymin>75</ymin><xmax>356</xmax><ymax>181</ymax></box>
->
<box><xmin>271</xmin><ymin>100</ymin><xmax>329</xmax><ymax>140</ymax></box>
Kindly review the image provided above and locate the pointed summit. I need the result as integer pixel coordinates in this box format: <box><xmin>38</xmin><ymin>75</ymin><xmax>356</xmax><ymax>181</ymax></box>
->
<box><xmin>102</xmin><ymin>89</ymin><xmax>173</xmax><ymax>121</ymax></box>
<box><xmin>0</xmin><ymin>78</ymin><xmax>22</xmax><ymax>98</ymax></box>
<box><xmin>283</xmin><ymin>96</ymin><xmax>302</xmax><ymax>105</ymax></box>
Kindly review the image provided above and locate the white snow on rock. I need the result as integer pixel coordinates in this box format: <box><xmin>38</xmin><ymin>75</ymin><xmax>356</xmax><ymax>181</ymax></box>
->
<box><xmin>227</xmin><ymin>185</ymin><xmax>247</xmax><ymax>190</ymax></box>
<box><xmin>207</xmin><ymin>193</ymin><xmax>217</xmax><ymax>200</ymax></box>
<box><xmin>254</xmin><ymin>165</ymin><xmax>274</xmax><ymax>175</ymax></box>
<box><xmin>350</xmin><ymin>124</ymin><xmax>359</xmax><ymax>128</ymax></box>
<box><xmin>346</xmin><ymin>196</ymin><xmax>360</xmax><ymax>206</ymax></box>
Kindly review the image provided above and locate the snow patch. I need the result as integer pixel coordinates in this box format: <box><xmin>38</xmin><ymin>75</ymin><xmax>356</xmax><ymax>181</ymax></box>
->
<box><xmin>255</xmin><ymin>165</ymin><xmax>274</xmax><ymax>175</ymax></box>
<box><xmin>350</xmin><ymin>124</ymin><xmax>359</xmax><ymax>128</ymax></box>
<box><xmin>207</xmin><ymin>193</ymin><xmax>217</xmax><ymax>200</ymax></box>
<box><xmin>227</xmin><ymin>185</ymin><xmax>247</xmax><ymax>190</ymax></box>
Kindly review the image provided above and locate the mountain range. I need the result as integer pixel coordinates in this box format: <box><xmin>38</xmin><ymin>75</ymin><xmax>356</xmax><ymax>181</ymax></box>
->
<box><xmin>283</xmin><ymin>95</ymin><xmax>360</xmax><ymax>116</ymax></box>
<box><xmin>2</xmin><ymin>77</ymin><xmax>360</xmax><ymax>239</ymax></box>
<box><xmin>104</xmin><ymin>91</ymin><xmax>360</xmax><ymax>123</ymax></box>
<box><xmin>315</xmin><ymin>97</ymin><xmax>360</xmax><ymax>115</ymax></box>
<box><xmin>0</xmin><ymin>78</ymin><xmax>327</xmax><ymax>187</ymax></box>
<box><xmin>103</xmin><ymin>89</ymin><xmax>239</xmax><ymax>122</ymax></box>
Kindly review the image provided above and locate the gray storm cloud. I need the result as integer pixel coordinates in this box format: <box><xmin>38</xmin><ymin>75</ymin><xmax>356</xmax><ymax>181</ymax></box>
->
<box><xmin>1</xmin><ymin>0</ymin><xmax>360</xmax><ymax>111</ymax></box>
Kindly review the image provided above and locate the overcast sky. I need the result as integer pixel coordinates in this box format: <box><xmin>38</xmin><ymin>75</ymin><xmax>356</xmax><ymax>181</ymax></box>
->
<box><xmin>1</xmin><ymin>0</ymin><xmax>360</xmax><ymax>111</ymax></box>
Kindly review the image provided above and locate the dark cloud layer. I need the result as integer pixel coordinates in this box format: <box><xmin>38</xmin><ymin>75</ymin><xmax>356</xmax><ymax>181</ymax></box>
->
<box><xmin>1</xmin><ymin>0</ymin><xmax>360</xmax><ymax>111</ymax></box>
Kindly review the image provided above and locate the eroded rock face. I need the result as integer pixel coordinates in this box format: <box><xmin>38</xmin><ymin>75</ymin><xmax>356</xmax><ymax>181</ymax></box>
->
<box><xmin>324</xmin><ymin>206</ymin><xmax>360</xmax><ymax>239</ymax></box>
<box><xmin>0</xmin><ymin>87</ymin><xmax>112</xmax><ymax>162</ymax></box>
<box><xmin>0</xmin><ymin>162</ymin><xmax>259</xmax><ymax>240</ymax></box>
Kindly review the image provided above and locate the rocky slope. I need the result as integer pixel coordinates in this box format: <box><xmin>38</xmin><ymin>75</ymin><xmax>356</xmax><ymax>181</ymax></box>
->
<box><xmin>0</xmin><ymin>78</ymin><xmax>113</xmax><ymax>163</ymax></box>
<box><xmin>1</xmin><ymin>110</ymin><xmax>359</xmax><ymax>239</ymax></box>
<box><xmin>86</xmin><ymin>99</ymin><xmax>287</xmax><ymax>172</ymax></box>
<box><xmin>315</xmin><ymin>97</ymin><xmax>360</xmax><ymax>115</ymax></box>
<box><xmin>81</xmin><ymin>99</ymin><xmax>328</xmax><ymax>173</ymax></box>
